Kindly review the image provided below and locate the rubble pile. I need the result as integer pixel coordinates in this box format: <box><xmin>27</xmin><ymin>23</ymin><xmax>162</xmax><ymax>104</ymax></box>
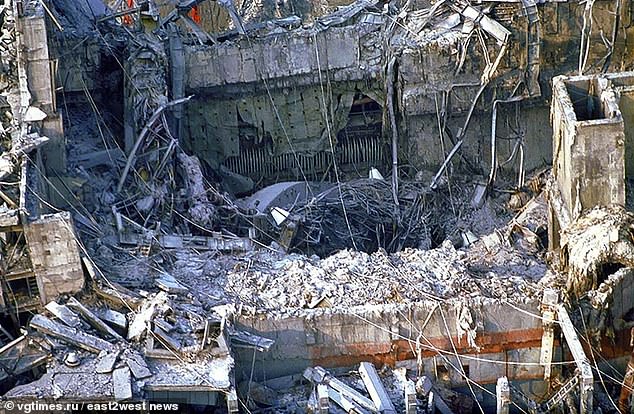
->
<box><xmin>3</xmin><ymin>0</ymin><xmax>634</xmax><ymax>411</ymax></box>
<box><xmin>166</xmin><ymin>230</ymin><xmax>545</xmax><ymax>316</ymax></box>
<box><xmin>560</xmin><ymin>205</ymin><xmax>634</xmax><ymax>297</ymax></box>
<box><xmin>243</xmin><ymin>362</ymin><xmax>477</xmax><ymax>414</ymax></box>
<box><xmin>4</xmin><ymin>288</ymin><xmax>240</xmax><ymax>402</ymax></box>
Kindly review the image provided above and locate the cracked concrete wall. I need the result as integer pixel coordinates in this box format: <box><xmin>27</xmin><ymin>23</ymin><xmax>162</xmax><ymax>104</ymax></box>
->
<box><xmin>552</xmin><ymin>75</ymin><xmax>625</xmax><ymax>221</ymax></box>
<box><xmin>184</xmin><ymin>24</ymin><xmax>380</xmax><ymax>93</ymax></box>
<box><xmin>232</xmin><ymin>298</ymin><xmax>544</xmax><ymax>391</ymax></box>
<box><xmin>23</xmin><ymin>211</ymin><xmax>84</xmax><ymax>304</ymax></box>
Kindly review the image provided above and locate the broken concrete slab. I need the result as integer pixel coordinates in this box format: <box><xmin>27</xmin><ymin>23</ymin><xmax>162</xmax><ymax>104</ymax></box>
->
<box><xmin>112</xmin><ymin>366</ymin><xmax>132</xmax><ymax>401</ymax></box>
<box><xmin>95</xmin><ymin>350</ymin><xmax>121</xmax><ymax>374</ymax></box>
<box><xmin>99</xmin><ymin>308</ymin><xmax>128</xmax><ymax>331</ymax></box>
<box><xmin>152</xmin><ymin>326</ymin><xmax>182</xmax><ymax>353</ymax></box>
<box><xmin>45</xmin><ymin>301</ymin><xmax>82</xmax><ymax>328</ymax></box>
<box><xmin>124</xmin><ymin>350</ymin><xmax>152</xmax><ymax>379</ymax></box>
<box><xmin>128</xmin><ymin>291</ymin><xmax>169</xmax><ymax>341</ymax></box>
<box><xmin>156</xmin><ymin>273</ymin><xmax>188</xmax><ymax>294</ymax></box>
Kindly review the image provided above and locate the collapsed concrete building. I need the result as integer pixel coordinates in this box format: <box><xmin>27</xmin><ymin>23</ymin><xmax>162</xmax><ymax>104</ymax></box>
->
<box><xmin>2</xmin><ymin>0</ymin><xmax>634</xmax><ymax>412</ymax></box>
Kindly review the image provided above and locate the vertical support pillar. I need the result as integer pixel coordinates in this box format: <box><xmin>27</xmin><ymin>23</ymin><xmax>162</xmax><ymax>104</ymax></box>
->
<box><xmin>404</xmin><ymin>380</ymin><xmax>417</xmax><ymax>414</ymax></box>
<box><xmin>226</xmin><ymin>387</ymin><xmax>239</xmax><ymax>413</ymax></box>
<box><xmin>540</xmin><ymin>289</ymin><xmax>558</xmax><ymax>382</ymax></box>
<box><xmin>16</xmin><ymin>4</ymin><xmax>66</xmax><ymax>173</ymax></box>
<box><xmin>168</xmin><ymin>25</ymin><xmax>184</xmax><ymax>140</ymax></box>
<box><xmin>496</xmin><ymin>377</ymin><xmax>510</xmax><ymax>414</ymax></box>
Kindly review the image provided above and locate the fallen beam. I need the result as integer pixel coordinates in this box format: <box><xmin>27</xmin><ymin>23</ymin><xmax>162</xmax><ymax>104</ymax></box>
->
<box><xmin>67</xmin><ymin>297</ymin><xmax>124</xmax><ymax>341</ymax></box>
<box><xmin>327</xmin><ymin>387</ymin><xmax>370</xmax><ymax>414</ymax></box>
<box><xmin>304</xmin><ymin>366</ymin><xmax>377</xmax><ymax>412</ymax></box>
<box><xmin>229</xmin><ymin>329</ymin><xmax>275</xmax><ymax>352</ymax></box>
<box><xmin>45</xmin><ymin>301</ymin><xmax>82</xmax><ymax>328</ymax></box>
<box><xmin>30</xmin><ymin>314</ymin><xmax>115</xmax><ymax>354</ymax></box>
<box><xmin>99</xmin><ymin>308</ymin><xmax>128</xmax><ymax>331</ymax></box>
<box><xmin>358</xmin><ymin>362</ymin><xmax>396</xmax><ymax>413</ymax></box>
<box><xmin>119</xmin><ymin>232</ymin><xmax>253</xmax><ymax>252</ymax></box>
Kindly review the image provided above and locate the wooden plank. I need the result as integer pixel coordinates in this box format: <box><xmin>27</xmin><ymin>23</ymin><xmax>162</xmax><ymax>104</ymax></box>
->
<box><xmin>112</xmin><ymin>367</ymin><xmax>132</xmax><ymax>401</ymax></box>
<box><xmin>67</xmin><ymin>297</ymin><xmax>124</xmax><ymax>341</ymax></box>
<box><xmin>45</xmin><ymin>301</ymin><xmax>82</xmax><ymax>328</ymax></box>
<box><xmin>359</xmin><ymin>362</ymin><xmax>395</xmax><ymax>413</ymax></box>
<box><xmin>29</xmin><ymin>314</ymin><xmax>115</xmax><ymax>354</ymax></box>
<box><xmin>95</xmin><ymin>350</ymin><xmax>121</xmax><ymax>374</ymax></box>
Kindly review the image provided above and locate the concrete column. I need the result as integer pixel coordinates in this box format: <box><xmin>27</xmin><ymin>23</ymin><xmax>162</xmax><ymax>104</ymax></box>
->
<box><xmin>496</xmin><ymin>377</ymin><xmax>510</xmax><ymax>414</ymax></box>
<box><xmin>17</xmin><ymin>7</ymin><xmax>66</xmax><ymax>173</ymax></box>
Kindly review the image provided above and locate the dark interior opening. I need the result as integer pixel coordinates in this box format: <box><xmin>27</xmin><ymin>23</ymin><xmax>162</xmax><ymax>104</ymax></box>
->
<box><xmin>566</xmin><ymin>81</ymin><xmax>604</xmax><ymax>121</ymax></box>
<box><xmin>597</xmin><ymin>262</ymin><xmax>624</xmax><ymax>286</ymax></box>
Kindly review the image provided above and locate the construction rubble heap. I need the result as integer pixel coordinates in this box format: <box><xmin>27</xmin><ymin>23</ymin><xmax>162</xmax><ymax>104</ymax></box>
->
<box><xmin>3</xmin><ymin>0</ymin><xmax>634</xmax><ymax>412</ymax></box>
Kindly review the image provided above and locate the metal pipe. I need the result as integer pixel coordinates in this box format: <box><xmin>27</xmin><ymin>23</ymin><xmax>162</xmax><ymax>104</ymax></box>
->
<box><xmin>386</xmin><ymin>56</ymin><xmax>399</xmax><ymax>206</ymax></box>
<box><xmin>487</xmin><ymin>95</ymin><xmax>524</xmax><ymax>188</ymax></box>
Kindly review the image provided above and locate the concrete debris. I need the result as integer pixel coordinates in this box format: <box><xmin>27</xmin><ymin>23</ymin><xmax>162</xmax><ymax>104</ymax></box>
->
<box><xmin>112</xmin><ymin>366</ymin><xmax>133</xmax><ymax>401</ymax></box>
<box><xmin>95</xmin><ymin>350</ymin><xmax>121</xmax><ymax>374</ymax></box>
<box><xmin>29</xmin><ymin>314</ymin><xmax>116</xmax><ymax>354</ymax></box>
<box><xmin>10</xmin><ymin>289</ymin><xmax>235</xmax><ymax>405</ymax></box>
<box><xmin>67</xmin><ymin>297</ymin><xmax>125</xmax><ymax>341</ymax></box>
<box><xmin>205</xmin><ymin>238</ymin><xmax>543</xmax><ymax>314</ymax></box>
<box><xmin>359</xmin><ymin>362</ymin><xmax>396</xmax><ymax>413</ymax></box>
<box><xmin>44</xmin><ymin>301</ymin><xmax>82</xmax><ymax>329</ymax></box>
<box><xmin>560</xmin><ymin>205</ymin><xmax>634</xmax><ymax>298</ymax></box>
